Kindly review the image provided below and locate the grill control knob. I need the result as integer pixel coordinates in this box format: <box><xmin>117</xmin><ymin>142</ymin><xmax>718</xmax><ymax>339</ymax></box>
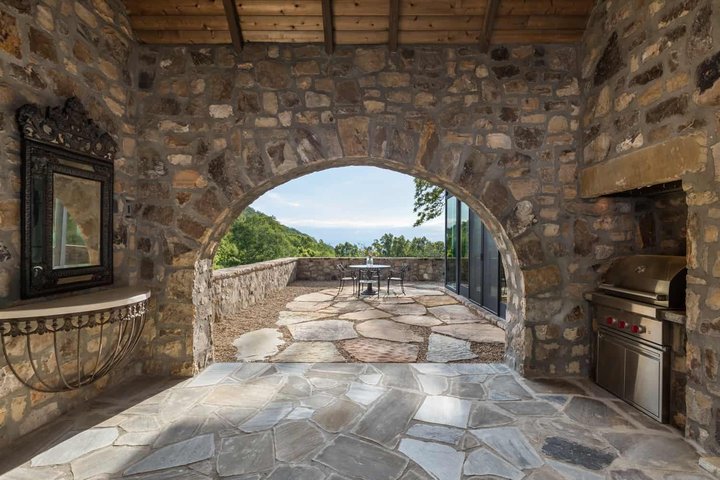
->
<box><xmin>630</xmin><ymin>325</ymin><xmax>646</xmax><ymax>334</ymax></box>
<box><xmin>617</xmin><ymin>321</ymin><xmax>627</xmax><ymax>329</ymax></box>
<box><xmin>606</xmin><ymin>317</ymin><xmax>616</xmax><ymax>325</ymax></box>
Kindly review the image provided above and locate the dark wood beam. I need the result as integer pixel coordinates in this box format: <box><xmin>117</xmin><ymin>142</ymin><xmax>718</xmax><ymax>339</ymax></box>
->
<box><xmin>479</xmin><ymin>0</ymin><xmax>500</xmax><ymax>52</ymax></box>
<box><xmin>222</xmin><ymin>0</ymin><xmax>243</xmax><ymax>53</ymax></box>
<box><xmin>388</xmin><ymin>0</ymin><xmax>400</xmax><ymax>51</ymax></box>
<box><xmin>321</xmin><ymin>0</ymin><xmax>334</xmax><ymax>54</ymax></box>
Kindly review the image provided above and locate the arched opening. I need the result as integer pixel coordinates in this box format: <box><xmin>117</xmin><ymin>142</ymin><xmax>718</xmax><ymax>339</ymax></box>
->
<box><xmin>208</xmin><ymin>166</ymin><xmax>509</xmax><ymax>364</ymax></box>
<box><xmin>189</xmin><ymin>157</ymin><xmax>529</xmax><ymax>372</ymax></box>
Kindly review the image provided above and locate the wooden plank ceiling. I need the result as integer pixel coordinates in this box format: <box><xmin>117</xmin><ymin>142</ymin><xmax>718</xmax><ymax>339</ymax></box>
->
<box><xmin>124</xmin><ymin>0</ymin><xmax>593</xmax><ymax>53</ymax></box>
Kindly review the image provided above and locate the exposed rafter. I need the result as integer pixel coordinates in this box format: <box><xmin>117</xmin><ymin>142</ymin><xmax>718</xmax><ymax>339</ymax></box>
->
<box><xmin>125</xmin><ymin>0</ymin><xmax>593</xmax><ymax>47</ymax></box>
<box><xmin>321</xmin><ymin>0</ymin><xmax>334</xmax><ymax>54</ymax></box>
<box><xmin>222</xmin><ymin>0</ymin><xmax>243</xmax><ymax>53</ymax></box>
<box><xmin>388</xmin><ymin>0</ymin><xmax>400</xmax><ymax>51</ymax></box>
<box><xmin>479</xmin><ymin>0</ymin><xmax>500</xmax><ymax>53</ymax></box>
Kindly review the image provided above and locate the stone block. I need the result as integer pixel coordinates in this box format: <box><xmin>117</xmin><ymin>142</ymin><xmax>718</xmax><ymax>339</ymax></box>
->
<box><xmin>579</xmin><ymin>133</ymin><xmax>707</xmax><ymax>197</ymax></box>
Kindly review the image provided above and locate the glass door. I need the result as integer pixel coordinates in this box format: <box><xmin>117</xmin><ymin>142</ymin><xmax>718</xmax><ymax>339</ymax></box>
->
<box><xmin>445</xmin><ymin>195</ymin><xmax>457</xmax><ymax>292</ymax></box>
<box><xmin>482</xmin><ymin>227</ymin><xmax>501</xmax><ymax>314</ymax></box>
<box><xmin>468</xmin><ymin>211</ymin><xmax>484</xmax><ymax>304</ymax></box>
<box><xmin>459</xmin><ymin>203</ymin><xmax>470</xmax><ymax>297</ymax></box>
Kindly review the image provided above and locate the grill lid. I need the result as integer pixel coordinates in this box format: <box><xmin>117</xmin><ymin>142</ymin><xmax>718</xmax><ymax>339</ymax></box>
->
<box><xmin>599</xmin><ymin>255</ymin><xmax>686</xmax><ymax>308</ymax></box>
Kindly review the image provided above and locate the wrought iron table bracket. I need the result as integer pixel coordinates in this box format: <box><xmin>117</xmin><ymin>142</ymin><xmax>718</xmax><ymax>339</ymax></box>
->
<box><xmin>0</xmin><ymin>286</ymin><xmax>150</xmax><ymax>392</ymax></box>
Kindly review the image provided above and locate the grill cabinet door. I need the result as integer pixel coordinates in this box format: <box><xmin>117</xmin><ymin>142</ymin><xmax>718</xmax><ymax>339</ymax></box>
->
<box><xmin>597</xmin><ymin>331</ymin><xmax>625</xmax><ymax>399</ymax></box>
<box><xmin>624</xmin><ymin>342</ymin><xmax>664</xmax><ymax>421</ymax></box>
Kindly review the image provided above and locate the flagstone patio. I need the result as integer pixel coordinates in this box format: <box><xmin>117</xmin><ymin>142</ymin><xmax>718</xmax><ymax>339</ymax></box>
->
<box><xmin>220</xmin><ymin>283</ymin><xmax>506</xmax><ymax>364</ymax></box>
<box><xmin>0</xmin><ymin>362</ymin><xmax>710</xmax><ymax>479</ymax></box>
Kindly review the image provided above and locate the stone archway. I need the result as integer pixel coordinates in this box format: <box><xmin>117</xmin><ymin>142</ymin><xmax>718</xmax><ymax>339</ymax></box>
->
<box><xmin>134</xmin><ymin>44</ymin><xmax>583</xmax><ymax>379</ymax></box>
<box><xmin>186</xmin><ymin>155</ymin><xmax>540</xmax><ymax>376</ymax></box>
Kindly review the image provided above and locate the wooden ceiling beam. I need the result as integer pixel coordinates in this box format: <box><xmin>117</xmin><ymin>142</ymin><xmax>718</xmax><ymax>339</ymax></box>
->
<box><xmin>479</xmin><ymin>0</ymin><xmax>500</xmax><ymax>52</ymax></box>
<box><xmin>222</xmin><ymin>0</ymin><xmax>244</xmax><ymax>53</ymax></box>
<box><xmin>388</xmin><ymin>0</ymin><xmax>400</xmax><ymax>51</ymax></box>
<box><xmin>321</xmin><ymin>0</ymin><xmax>334</xmax><ymax>54</ymax></box>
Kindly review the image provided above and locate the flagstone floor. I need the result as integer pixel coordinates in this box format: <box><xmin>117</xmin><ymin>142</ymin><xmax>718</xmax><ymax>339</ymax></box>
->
<box><xmin>1</xmin><ymin>363</ymin><xmax>710</xmax><ymax>480</ymax></box>
<box><xmin>226</xmin><ymin>283</ymin><xmax>506</xmax><ymax>363</ymax></box>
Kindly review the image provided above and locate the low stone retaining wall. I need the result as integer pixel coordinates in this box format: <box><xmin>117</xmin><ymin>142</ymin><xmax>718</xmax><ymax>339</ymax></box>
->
<box><xmin>211</xmin><ymin>258</ymin><xmax>297</xmax><ymax>317</ymax></box>
<box><xmin>296</xmin><ymin>257</ymin><xmax>444</xmax><ymax>282</ymax></box>
<box><xmin>211</xmin><ymin>257</ymin><xmax>445</xmax><ymax>317</ymax></box>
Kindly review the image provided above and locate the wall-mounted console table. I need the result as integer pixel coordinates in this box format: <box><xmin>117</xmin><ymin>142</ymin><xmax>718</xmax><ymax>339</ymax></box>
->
<box><xmin>0</xmin><ymin>286</ymin><xmax>150</xmax><ymax>392</ymax></box>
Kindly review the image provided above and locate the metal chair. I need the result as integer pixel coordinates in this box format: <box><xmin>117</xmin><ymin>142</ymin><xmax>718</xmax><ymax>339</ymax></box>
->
<box><xmin>357</xmin><ymin>268</ymin><xmax>380</xmax><ymax>298</ymax></box>
<box><xmin>387</xmin><ymin>264</ymin><xmax>410</xmax><ymax>295</ymax></box>
<box><xmin>336</xmin><ymin>264</ymin><xmax>356</xmax><ymax>294</ymax></box>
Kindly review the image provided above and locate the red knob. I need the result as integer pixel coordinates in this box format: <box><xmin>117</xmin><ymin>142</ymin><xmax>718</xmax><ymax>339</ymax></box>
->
<box><xmin>606</xmin><ymin>317</ymin><xmax>614</xmax><ymax>324</ymax></box>
<box><xmin>618</xmin><ymin>321</ymin><xmax>627</xmax><ymax>329</ymax></box>
<box><xmin>631</xmin><ymin>325</ymin><xmax>639</xmax><ymax>333</ymax></box>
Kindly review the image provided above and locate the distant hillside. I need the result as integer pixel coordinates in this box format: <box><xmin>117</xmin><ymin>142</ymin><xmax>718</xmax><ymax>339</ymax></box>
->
<box><xmin>213</xmin><ymin>207</ymin><xmax>335</xmax><ymax>268</ymax></box>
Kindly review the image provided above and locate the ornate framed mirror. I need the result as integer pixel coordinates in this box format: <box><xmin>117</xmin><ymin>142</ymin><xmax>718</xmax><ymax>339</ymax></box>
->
<box><xmin>17</xmin><ymin>98</ymin><xmax>116</xmax><ymax>298</ymax></box>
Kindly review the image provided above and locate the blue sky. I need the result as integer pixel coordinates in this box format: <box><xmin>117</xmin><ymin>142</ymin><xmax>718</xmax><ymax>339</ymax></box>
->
<box><xmin>250</xmin><ymin>166</ymin><xmax>444</xmax><ymax>246</ymax></box>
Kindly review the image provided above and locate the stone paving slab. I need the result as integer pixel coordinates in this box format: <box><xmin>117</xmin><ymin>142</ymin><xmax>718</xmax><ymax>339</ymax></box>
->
<box><xmin>31</xmin><ymin>428</ymin><xmax>119</xmax><ymax>466</ymax></box>
<box><xmin>391</xmin><ymin>314</ymin><xmax>443</xmax><ymax>327</ymax></box>
<box><xmin>294</xmin><ymin>292</ymin><xmax>337</xmax><ymax>303</ymax></box>
<box><xmin>271</xmin><ymin>342</ymin><xmax>346</xmax><ymax>362</ymax></box>
<box><xmin>338</xmin><ymin>309</ymin><xmax>393</xmax><ymax>321</ymax></box>
<box><xmin>232</xmin><ymin>328</ymin><xmax>285</xmax><ymax>361</ymax></box>
<box><xmin>426</xmin><ymin>334</ymin><xmax>478</xmax><ymax>362</ymax></box>
<box><xmin>4</xmin><ymin>362</ymin><xmax>714</xmax><ymax>480</ymax></box>
<box><xmin>273</xmin><ymin>421</ymin><xmax>325</xmax><ymax>462</ymax></box>
<box><xmin>377</xmin><ymin>303</ymin><xmax>428</xmax><ymax>316</ymax></box>
<box><xmin>399</xmin><ymin>438</ymin><xmax>464</xmax><ymax>480</ymax></box>
<box><xmin>312</xmin><ymin>398</ymin><xmax>364</xmax><ymax>433</ymax></box>
<box><xmin>276</xmin><ymin>311</ymin><xmax>333</xmax><ymax>326</ymax></box>
<box><xmin>427</xmin><ymin>304</ymin><xmax>483</xmax><ymax>324</ymax></box>
<box><xmin>414</xmin><ymin>295</ymin><xmax>459</xmax><ymax>307</ymax></box>
<box><xmin>216</xmin><ymin>432</ymin><xmax>274</xmax><ymax>477</ymax></box>
<box><xmin>342</xmin><ymin>338</ymin><xmax>420</xmax><ymax>362</ymax></box>
<box><xmin>230</xmin><ymin>283</ymin><xmax>504</xmax><ymax>363</ymax></box>
<box><xmin>431</xmin><ymin>323</ymin><xmax>505</xmax><ymax>343</ymax></box>
<box><xmin>124</xmin><ymin>434</ymin><xmax>215</xmax><ymax>475</ymax></box>
<box><xmin>414</xmin><ymin>396</ymin><xmax>472</xmax><ymax>428</ymax></box>
<box><xmin>356</xmin><ymin>319</ymin><xmax>423</xmax><ymax>343</ymax></box>
<box><xmin>288</xmin><ymin>320</ymin><xmax>358</xmax><ymax>341</ymax></box>
<box><xmin>315</xmin><ymin>435</ymin><xmax>408</xmax><ymax>480</ymax></box>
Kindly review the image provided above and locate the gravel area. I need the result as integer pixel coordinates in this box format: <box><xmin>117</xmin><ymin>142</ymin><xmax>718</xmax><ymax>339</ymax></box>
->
<box><xmin>214</xmin><ymin>280</ymin><xmax>506</xmax><ymax>363</ymax></box>
<box><xmin>214</xmin><ymin>281</ymin><xmax>333</xmax><ymax>362</ymax></box>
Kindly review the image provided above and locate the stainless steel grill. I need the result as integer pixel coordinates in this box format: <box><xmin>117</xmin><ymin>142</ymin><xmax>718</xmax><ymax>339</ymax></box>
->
<box><xmin>586</xmin><ymin>255</ymin><xmax>686</xmax><ymax>423</ymax></box>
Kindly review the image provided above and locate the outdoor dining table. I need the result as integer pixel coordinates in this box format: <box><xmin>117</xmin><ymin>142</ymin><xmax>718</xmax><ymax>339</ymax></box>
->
<box><xmin>348</xmin><ymin>264</ymin><xmax>391</xmax><ymax>296</ymax></box>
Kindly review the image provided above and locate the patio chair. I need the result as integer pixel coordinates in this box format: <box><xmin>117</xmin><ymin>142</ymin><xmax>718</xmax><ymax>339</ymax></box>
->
<box><xmin>387</xmin><ymin>264</ymin><xmax>410</xmax><ymax>295</ymax></box>
<box><xmin>357</xmin><ymin>268</ymin><xmax>381</xmax><ymax>298</ymax></box>
<box><xmin>336</xmin><ymin>264</ymin><xmax>356</xmax><ymax>294</ymax></box>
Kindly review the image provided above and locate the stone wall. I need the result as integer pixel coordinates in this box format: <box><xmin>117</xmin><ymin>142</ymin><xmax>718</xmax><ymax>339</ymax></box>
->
<box><xmin>581</xmin><ymin>0</ymin><xmax>720</xmax><ymax>453</ymax></box>
<box><xmin>0</xmin><ymin>0</ymin><xmax>140</xmax><ymax>448</ymax></box>
<box><xmin>131</xmin><ymin>42</ymin><xmax>592</xmax><ymax>378</ymax></box>
<box><xmin>211</xmin><ymin>257</ymin><xmax>297</xmax><ymax>318</ymax></box>
<box><xmin>295</xmin><ymin>257</ymin><xmax>444</xmax><ymax>282</ymax></box>
<box><xmin>634</xmin><ymin>190</ymin><xmax>688</xmax><ymax>256</ymax></box>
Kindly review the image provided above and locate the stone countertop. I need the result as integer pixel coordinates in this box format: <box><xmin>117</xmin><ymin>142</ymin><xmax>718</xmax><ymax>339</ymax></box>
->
<box><xmin>659</xmin><ymin>310</ymin><xmax>686</xmax><ymax>325</ymax></box>
<box><xmin>0</xmin><ymin>286</ymin><xmax>150</xmax><ymax>320</ymax></box>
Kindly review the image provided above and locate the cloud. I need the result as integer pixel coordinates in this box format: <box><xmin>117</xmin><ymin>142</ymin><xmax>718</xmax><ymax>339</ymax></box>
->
<box><xmin>265</xmin><ymin>192</ymin><xmax>301</xmax><ymax>208</ymax></box>
<box><xmin>278</xmin><ymin>216</ymin><xmax>444</xmax><ymax>230</ymax></box>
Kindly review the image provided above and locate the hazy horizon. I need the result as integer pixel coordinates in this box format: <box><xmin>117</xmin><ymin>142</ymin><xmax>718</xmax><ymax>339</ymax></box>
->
<box><xmin>249</xmin><ymin>166</ymin><xmax>444</xmax><ymax>247</ymax></box>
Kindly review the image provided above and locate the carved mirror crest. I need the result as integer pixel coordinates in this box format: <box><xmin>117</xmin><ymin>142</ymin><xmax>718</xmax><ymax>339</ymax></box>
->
<box><xmin>17</xmin><ymin>98</ymin><xmax>115</xmax><ymax>298</ymax></box>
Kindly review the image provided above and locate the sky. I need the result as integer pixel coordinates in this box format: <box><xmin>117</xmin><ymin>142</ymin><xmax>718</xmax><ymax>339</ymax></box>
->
<box><xmin>250</xmin><ymin>166</ymin><xmax>444</xmax><ymax>247</ymax></box>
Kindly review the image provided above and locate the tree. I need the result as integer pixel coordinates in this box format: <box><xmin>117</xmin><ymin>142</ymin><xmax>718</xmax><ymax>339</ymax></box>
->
<box><xmin>213</xmin><ymin>207</ymin><xmax>335</xmax><ymax>268</ymax></box>
<box><xmin>413</xmin><ymin>178</ymin><xmax>444</xmax><ymax>227</ymax></box>
<box><xmin>334</xmin><ymin>242</ymin><xmax>361</xmax><ymax>257</ymax></box>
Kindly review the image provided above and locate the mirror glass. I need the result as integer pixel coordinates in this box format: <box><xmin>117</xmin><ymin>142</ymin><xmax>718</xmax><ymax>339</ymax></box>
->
<box><xmin>52</xmin><ymin>173</ymin><xmax>102</xmax><ymax>268</ymax></box>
